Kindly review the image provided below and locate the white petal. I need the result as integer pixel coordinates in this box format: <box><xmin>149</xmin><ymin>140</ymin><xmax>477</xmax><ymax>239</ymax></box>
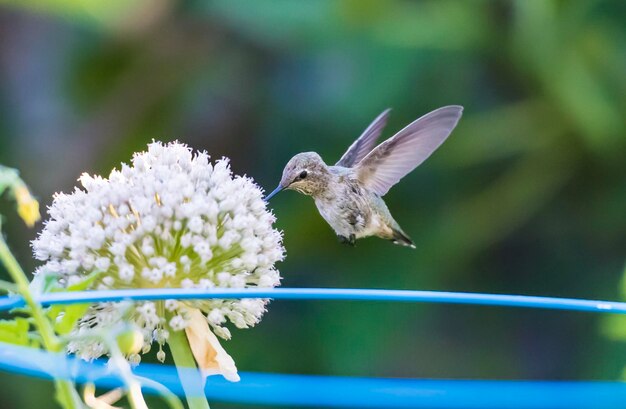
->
<box><xmin>184</xmin><ymin>308</ymin><xmax>240</xmax><ymax>383</ymax></box>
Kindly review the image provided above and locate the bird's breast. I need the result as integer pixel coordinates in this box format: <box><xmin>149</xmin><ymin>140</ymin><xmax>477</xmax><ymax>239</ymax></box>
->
<box><xmin>314</xmin><ymin>185</ymin><xmax>372</xmax><ymax>237</ymax></box>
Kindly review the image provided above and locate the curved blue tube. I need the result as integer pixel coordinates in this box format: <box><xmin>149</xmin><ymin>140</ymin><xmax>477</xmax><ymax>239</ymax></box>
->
<box><xmin>0</xmin><ymin>288</ymin><xmax>623</xmax><ymax>314</ymax></box>
<box><xmin>0</xmin><ymin>288</ymin><xmax>624</xmax><ymax>407</ymax></box>
<box><xmin>0</xmin><ymin>343</ymin><xmax>624</xmax><ymax>408</ymax></box>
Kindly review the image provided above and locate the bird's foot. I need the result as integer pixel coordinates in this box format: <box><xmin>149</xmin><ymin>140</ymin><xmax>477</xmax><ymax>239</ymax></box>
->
<box><xmin>337</xmin><ymin>234</ymin><xmax>357</xmax><ymax>247</ymax></box>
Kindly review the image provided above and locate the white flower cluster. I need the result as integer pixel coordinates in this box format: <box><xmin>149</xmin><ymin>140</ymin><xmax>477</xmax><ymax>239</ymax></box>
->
<box><xmin>32</xmin><ymin>141</ymin><xmax>284</xmax><ymax>362</ymax></box>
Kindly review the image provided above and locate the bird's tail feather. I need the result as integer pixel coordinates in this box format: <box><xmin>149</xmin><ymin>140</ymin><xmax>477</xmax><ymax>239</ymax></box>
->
<box><xmin>390</xmin><ymin>228</ymin><xmax>416</xmax><ymax>249</ymax></box>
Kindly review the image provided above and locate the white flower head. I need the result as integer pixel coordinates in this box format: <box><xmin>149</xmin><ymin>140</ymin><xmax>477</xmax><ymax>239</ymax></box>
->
<box><xmin>33</xmin><ymin>141</ymin><xmax>284</xmax><ymax>364</ymax></box>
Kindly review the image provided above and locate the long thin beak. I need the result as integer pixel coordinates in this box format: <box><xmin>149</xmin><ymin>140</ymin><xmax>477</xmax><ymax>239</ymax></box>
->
<box><xmin>264</xmin><ymin>185</ymin><xmax>284</xmax><ymax>201</ymax></box>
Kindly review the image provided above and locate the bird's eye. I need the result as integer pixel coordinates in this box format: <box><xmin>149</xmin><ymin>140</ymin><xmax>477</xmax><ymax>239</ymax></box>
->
<box><xmin>299</xmin><ymin>170</ymin><xmax>308</xmax><ymax>179</ymax></box>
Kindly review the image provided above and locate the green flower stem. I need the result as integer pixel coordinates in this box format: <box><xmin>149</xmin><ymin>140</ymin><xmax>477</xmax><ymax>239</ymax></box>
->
<box><xmin>167</xmin><ymin>322</ymin><xmax>211</xmax><ymax>409</ymax></box>
<box><xmin>0</xmin><ymin>236</ymin><xmax>81</xmax><ymax>409</ymax></box>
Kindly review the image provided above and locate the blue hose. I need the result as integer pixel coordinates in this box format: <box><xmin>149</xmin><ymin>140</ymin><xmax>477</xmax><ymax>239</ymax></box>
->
<box><xmin>0</xmin><ymin>287</ymin><xmax>624</xmax><ymax>408</ymax></box>
<box><xmin>0</xmin><ymin>288</ymin><xmax>623</xmax><ymax>314</ymax></box>
<box><xmin>0</xmin><ymin>343</ymin><xmax>625</xmax><ymax>408</ymax></box>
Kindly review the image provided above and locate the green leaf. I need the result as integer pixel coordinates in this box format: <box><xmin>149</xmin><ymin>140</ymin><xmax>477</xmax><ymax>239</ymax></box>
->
<box><xmin>0</xmin><ymin>318</ymin><xmax>31</xmax><ymax>346</ymax></box>
<box><xmin>54</xmin><ymin>303</ymin><xmax>92</xmax><ymax>335</ymax></box>
<box><xmin>0</xmin><ymin>166</ymin><xmax>19</xmax><ymax>197</ymax></box>
<box><xmin>42</xmin><ymin>273</ymin><xmax>62</xmax><ymax>293</ymax></box>
<box><xmin>0</xmin><ymin>279</ymin><xmax>17</xmax><ymax>293</ymax></box>
<box><xmin>65</xmin><ymin>271</ymin><xmax>102</xmax><ymax>292</ymax></box>
<box><xmin>47</xmin><ymin>271</ymin><xmax>101</xmax><ymax>335</ymax></box>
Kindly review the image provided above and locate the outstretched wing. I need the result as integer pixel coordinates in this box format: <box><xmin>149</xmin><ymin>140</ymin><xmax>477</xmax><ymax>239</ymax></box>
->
<box><xmin>335</xmin><ymin>109</ymin><xmax>391</xmax><ymax>168</ymax></box>
<box><xmin>356</xmin><ymin>105</ymin><xmax>463</xmax><ymax>196</ymax></box>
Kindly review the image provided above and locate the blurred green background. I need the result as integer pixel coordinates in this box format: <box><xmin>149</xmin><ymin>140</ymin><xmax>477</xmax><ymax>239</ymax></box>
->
<box><xmin>0</xmin><ymin>1</ymin><xmax>625</xmax><ymax>408</ymax></box>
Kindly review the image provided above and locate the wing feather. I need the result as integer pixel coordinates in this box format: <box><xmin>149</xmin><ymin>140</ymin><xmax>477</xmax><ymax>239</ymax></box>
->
<box><xmin>335</xmin><ymin>109</ymin><xmax>391</xmax><ymax>168</ymax></box>
<box><xmin>356</xmin><ymin>106</ymin><xmax>463</xmax><ymax>196</ymax></box>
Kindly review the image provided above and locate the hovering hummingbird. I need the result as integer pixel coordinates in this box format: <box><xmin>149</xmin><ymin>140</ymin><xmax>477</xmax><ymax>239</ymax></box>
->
<box><xmin>266</xmin><ymin>105</ymin><xmax>463</xmax><ymax>248</ymax></box>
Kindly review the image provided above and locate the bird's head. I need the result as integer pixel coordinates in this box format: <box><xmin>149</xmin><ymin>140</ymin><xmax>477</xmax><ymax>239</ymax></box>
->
<box><xmin>266</xmin><ymin>152</ymin><xmax>329</xmax><ymax>200</ymax></box>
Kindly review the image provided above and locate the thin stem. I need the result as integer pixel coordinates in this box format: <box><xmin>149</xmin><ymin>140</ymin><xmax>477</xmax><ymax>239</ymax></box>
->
<box><xmin>0</xmin><ymin>236</ymin><xmax>81</xmax><ymax>409</ymax></box>
<box><xmin>62</xmin><ymin>328</ymin><xmax>183</xmax><ymax>409</ymax></box>
<box><xmin>135</xmin><ymin>376</ymin><xmax>185</xmax><ymax>409</ymax></box>
<box><xmin>167</xmin><ymin>323</ymin><xmax>210</xmax><ymax>409</ymax></box>
<box><xmin>103</xmin><ymin>335</ymin><xmax>149</xmax><ymax>409</ymax></box>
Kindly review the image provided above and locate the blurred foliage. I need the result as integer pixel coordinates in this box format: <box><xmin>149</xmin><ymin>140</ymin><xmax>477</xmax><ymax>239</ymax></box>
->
<box><xmin>0</xmin><ymin>0</ymin><xmax>624</xmax><ymax>408</ymax></box>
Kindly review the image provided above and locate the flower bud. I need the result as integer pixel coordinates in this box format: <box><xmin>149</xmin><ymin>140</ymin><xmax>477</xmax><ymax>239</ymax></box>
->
<box><xmin>116</xmin><ymin>328</ymin><xmax>144</xmax><ymax>356</ymax></box>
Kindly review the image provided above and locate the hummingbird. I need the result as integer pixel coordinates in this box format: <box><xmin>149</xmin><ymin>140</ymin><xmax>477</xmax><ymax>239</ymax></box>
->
<box><xmin>265</xmin><ymin>105</ymin><xmax>463</xmax><ymax>248</ymax></box>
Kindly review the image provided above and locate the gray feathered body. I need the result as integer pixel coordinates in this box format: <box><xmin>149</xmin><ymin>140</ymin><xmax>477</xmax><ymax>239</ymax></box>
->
<box><xmin>313</xmin><ymin>166</ymin><xmax>412</xmax><ymax>246</ymax></box>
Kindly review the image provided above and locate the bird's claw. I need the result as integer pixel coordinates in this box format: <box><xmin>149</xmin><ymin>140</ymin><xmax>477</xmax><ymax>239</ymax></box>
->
<box><xmin>337</xmin><ymin>234</ymin><xmax>356</xmax><ymax>247</ymax></box>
